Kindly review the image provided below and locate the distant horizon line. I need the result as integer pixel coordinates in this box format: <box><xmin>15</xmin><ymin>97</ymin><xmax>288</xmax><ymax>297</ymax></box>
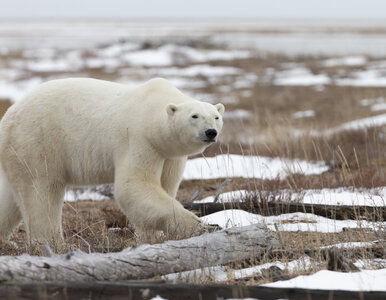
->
<box><xmin>1</xmin><ymin>17</ymin><xmax>386</xmax><ymax>23</ymax></box>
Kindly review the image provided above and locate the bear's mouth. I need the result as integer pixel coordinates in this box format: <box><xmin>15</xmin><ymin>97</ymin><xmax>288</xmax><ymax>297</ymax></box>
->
<box><xmin>199</xmin><ymin>132</ymin><xmax>216</xmax><ymax>143</ymax></box>
<box><xmin>201</xmin><ymin>138</ymin><xmax>216</xmax><ymax>143</ymax></box>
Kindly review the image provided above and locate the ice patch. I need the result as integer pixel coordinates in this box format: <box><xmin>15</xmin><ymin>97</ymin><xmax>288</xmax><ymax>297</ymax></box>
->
<box><xmin>183</xmin><ymin>154</ymin><xmax>328</xmax><ymax>180</ymax></box>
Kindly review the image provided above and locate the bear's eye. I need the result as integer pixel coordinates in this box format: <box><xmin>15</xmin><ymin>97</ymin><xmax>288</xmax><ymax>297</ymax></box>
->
<box><xmin>192</xmin><ymin>114</ymin><xmax>199</xmax><ymax>119</ymax></box>
<box><xmin>215</xmin><ymin>116</ymin><xmax>219</xmax><ymax>120</ymax></box>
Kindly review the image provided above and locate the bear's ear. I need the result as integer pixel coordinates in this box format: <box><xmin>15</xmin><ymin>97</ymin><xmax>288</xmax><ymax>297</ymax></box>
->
<box><xmin>166</xmin><ymin>103</ymin><xmax>178</xmax><ymax>116</ymax></box>
<box><xmin>215</xmin><ymin>103</ymin><xmax>225</xmax><ymax>116</ymax></box>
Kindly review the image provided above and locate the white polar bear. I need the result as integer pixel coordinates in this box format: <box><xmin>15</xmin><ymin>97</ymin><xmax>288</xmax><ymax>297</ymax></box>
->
<box><xmin>0</xmin><ymin>78</ymin><xmax>224</xmax><ymax>244</ymax></box>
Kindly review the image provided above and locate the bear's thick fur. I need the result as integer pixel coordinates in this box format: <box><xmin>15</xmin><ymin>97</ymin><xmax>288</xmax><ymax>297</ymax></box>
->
<box><xmin>0</xmin><ymin>78</ymin><xmax>224</xmax><ymax>244</ymax></box>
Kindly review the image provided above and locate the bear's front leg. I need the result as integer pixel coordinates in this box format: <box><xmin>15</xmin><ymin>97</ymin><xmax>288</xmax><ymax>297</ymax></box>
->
<box><xmin>161</xmin><ymin>157</ymin><xmax>187</xmax><ymax>198</ymax></box>
<box><xmin>114</xmin><ymin>154</ymin><xmax>203</xmax><ymax>240</ymax></box>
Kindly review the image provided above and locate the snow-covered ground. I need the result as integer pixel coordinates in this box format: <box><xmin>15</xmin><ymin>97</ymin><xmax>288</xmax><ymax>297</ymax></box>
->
<box><xmin>262</xmin><ymin>269</ymin><xmax>386</xmax><ymax>291</ymax></box>
<box><xmin>183</xmin><ymin>154</ymin><xmax>328</xmax><ymax>180</ymax></box>
<box><xmin>292</xmin><ymin>113</ymin><xmax>386</xmax><ymax>137</ymax></box>
<box><xmin>201</xmin><ymin>210</ymin><xmax>386</xmax><ymax>233</ymax></box>
<box><xmin>64</xmin><ymin>188</ymin><xmax>110</xmax><ymax>202</ymax></box>
<box><xmin>274</xmin><ymin>67</ymin><xmax>331</xmax><ymax>86</ymax></box>
<box><xmin>323</xmin><ymin>113</ymin><xmax>386</xmax><ymax>133</ymax></box>
<box><xmin>196</xmin><ymin>187</ymin><xmax>386</xmax><ymax>207</ymax></box>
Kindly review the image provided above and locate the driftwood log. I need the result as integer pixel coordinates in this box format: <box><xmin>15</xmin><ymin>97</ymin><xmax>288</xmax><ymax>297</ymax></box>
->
<box><xmin>184</xmin><ymin>201</ymin><xmax>386</xmax><ymax>220</ymax></box>
<box><xmin>0</xmin><ymin>224</ymin><xmax>279</xmax><ymax>283</ymax></box>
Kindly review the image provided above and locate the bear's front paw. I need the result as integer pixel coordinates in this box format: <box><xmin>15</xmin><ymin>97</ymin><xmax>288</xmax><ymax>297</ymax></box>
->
<box><xmin>166</xmin><ymin>212</ymin><xmax>222</xmax><ymax>239</ymax></box>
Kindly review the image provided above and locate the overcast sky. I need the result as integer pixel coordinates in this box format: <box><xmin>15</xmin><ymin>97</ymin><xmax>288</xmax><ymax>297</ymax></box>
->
<box><xmin>0</xmin><ymin>0</ymin><xmax>385</xmax><ymax>20</ymax></box>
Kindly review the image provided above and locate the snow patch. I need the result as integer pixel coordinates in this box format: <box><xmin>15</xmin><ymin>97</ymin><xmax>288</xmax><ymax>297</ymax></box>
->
<box><xmin>123</xmin><ymin>44</ymin><xmax>250</xmax><ymax>67</ymax></box>
<box><xmin>296</xmin><ymin>187</ymin><xmax>386</xmax><ymax>207</ymax></box>
<box><xmin>195</xmin><ymin>187</ymin><xmax>386</xmax><ymax>207</ymax></box>
<box><xmin>183</xmin><ymin>155</ymin><xmax>328</xmax><ymax>180</ymax></box>
<box><xmin>0</xmin><ymin>78</ymin><xmax>42</xmax><ymax>102</ymax></box>
<box><xmin>321</xmin><ymin>241</ymin><xmax>379</xmax><ymax>249</ymax></box>
<box><xmin>274</xmin><ymin>68</ymin><xmax>331</xmax><ymax>86</ymax></box>
<box><xmin>336</xmin><ymin>69</ymin><xmax>386</xmax><ymax>87</ymax></box>
<box><xmin>148</xmin><ymin>64</ymin><xmax>241</xmax><ymax>77</ymax></box>
<box><xmin>64</xmin><ymin>189</ymin><xmax>110</xmax><ymax>202</ymax></box>
<box><xmin>292</xmin><ymin>110</ymin><xmax>315</xmax><ymax>119</ymax></box>
<box><xmin>327</xmin><ymin>113</ymin><xmax>386</xmax><ymax>133</ymax></box>
<box><xmin>201</xmin><ymin>210</ymin><xmax>386</xmax><ymax>233</ymax></box>
<box><xmin>262</xmin><ymin>269</ymin><xmax>386</xmax><ymax>291</ymax></box>
<box><xmin>371</xmin><ymin>103</ymin><xmax>386</xmax><ymax>111</ymax></box>
<box><xmin>322</xmin><ymin>56</ymin><xmax>367</xmax><ymax>67</ymax></box>
<box><xmin>196</xmin><ymin>190</ymin><xmax>250</xmax><ymax>204</ymax></box>
<box><xmin>224</xmin><ymin>109</ymin><xmax>253</xmax><ymax>119</ymax></box>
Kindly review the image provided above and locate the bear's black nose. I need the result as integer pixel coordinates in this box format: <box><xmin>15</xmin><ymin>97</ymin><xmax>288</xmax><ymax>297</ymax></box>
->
<box><xmin>205</xmin><ymin>129</ymin><xmax>217</xmax><ymax>140</ymax></box>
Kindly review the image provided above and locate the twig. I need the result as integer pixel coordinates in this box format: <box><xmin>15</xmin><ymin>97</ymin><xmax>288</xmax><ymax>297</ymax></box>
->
<box><xmin>274</xmin><ymin>224</ymin><xmax>285</xmax><ymax>250</ymax></box>
<box><xmin>73</xmin><ymin>233</ymin><xmax>92</xmax><ymax>254</ymax></box>
<box><xmin>213</xmin><ymin>179</ymin><xmax>232</xmax><ymax>203</ymax></box>
<box><xmin>189</xmin><ymin>190</ymin><xmax>201</xmax><ymax>202</ymax></box>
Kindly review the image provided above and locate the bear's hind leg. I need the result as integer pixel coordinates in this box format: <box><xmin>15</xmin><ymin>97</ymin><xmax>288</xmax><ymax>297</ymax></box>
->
<box><xmin>0</xmin><ymin>184</ymin><xmax>21</xmax><ymax>244</ymax></box>
<box><xmin>17</xmin><ymin>180</ymin><xmax>65</xmax><ymax>246</ymax></box>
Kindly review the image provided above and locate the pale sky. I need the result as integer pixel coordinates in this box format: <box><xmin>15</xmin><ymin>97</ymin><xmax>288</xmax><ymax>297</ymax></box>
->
<box><xmin>0</xmin><ymin>0</ymin><xmax>385</xmax><ymax>19</ymax></box>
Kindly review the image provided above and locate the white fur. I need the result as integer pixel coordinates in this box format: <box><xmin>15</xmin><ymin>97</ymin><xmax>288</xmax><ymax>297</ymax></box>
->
<box><xmin>0</xmin><ymin>78</ymin><xmax>224</xmax><ymax>244</ymax></box>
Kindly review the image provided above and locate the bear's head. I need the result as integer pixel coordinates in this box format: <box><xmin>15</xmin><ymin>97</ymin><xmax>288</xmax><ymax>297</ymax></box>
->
<box><xmin>166</xmin><ymin>101</ymin><xmax>224</xmax><ymax>155</ymax></box>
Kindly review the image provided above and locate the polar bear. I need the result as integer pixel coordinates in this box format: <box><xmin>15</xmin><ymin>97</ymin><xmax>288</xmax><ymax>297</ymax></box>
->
<box><xmin>0</xmin><ymin>78</ymin><xmax>224</xmax><ymax>245</ymax></box>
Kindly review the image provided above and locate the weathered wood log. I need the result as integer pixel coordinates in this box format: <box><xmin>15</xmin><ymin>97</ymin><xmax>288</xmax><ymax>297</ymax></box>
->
<box><xmin>0</xmin><ymin>224</ymin><xmax>279</xmax><ymax>283</ymax></box>
<box><xmin>184</xmin><ymin>201</ymin><xmax>386</xmax><ymax>220</ymax></box>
